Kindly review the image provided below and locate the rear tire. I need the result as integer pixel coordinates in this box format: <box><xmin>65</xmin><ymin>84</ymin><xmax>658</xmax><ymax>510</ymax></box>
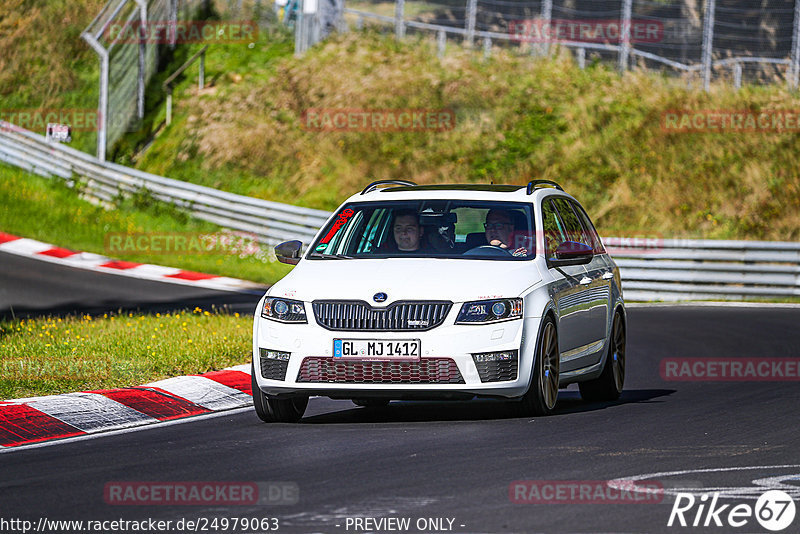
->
<box><xmin>579</xmin><ymin>309</ymin><xmax>625</xmax><ymax>402</ymax></box>
<box><xmin>353</xmin><ymin>399</ymin><xmax>390</xmax><ymax>408</ymax></box>
<box><xmin>251</xmin><ymin>361</ymin><xmax>308</xmax><ymax>423</ymax></box>
<box><xmin>515</xmin><ymin>315</ymin><xmax>560</xmax><ymax>416</ymax></box>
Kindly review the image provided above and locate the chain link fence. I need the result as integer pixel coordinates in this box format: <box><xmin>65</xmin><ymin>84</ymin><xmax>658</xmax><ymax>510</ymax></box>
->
<box><xmin>82</xmin><ymin>0</ymin><xmax>209</xmax><ymax>161</ymax></box>
<box><xmin>339</xmin><ymin>0</ymin><xmax>800</xmax><ymax>89</ymax></box>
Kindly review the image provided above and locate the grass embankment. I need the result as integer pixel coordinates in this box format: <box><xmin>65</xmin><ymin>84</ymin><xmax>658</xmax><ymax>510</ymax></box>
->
<box><xmin>0</xmin><ymin>163</ymin><xmax>292</xmax><ymax>284</ymax></box>
<box><xmin>128</xmin><ymin>30</ymin><xmax>800</xmax><ymax>241</ymax></box>
<box><xmin>0</xmin><ymin>309</ymin><xmax>251</xmax><ymax>400</ymax></box>
<box><xmin>0</xmin><ymin>0</ymin><xmax>105</xmax><ymax>154</ymax></box>
<box><xmin>0</xmin><ymin>0</ymin><xmax>256</xmax><ymax>155</ymax></box>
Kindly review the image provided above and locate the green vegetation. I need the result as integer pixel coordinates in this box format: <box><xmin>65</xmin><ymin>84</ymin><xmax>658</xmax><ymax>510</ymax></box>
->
<box><xmin>4</xmin><ymin>0</ymin><xmax>800</xmax><ymax>263</ymax></box>
<box><xmin>0</xmin><ymin>0</ymin><xmax>106</xmax><ymax>154</ymax></box>
<box><xmin>0</xmin><ymin>309</ymin><xmax>251</xmax><ymax>399</ymax></box>
<box><xmin>0</xmin><ymin>163</ymin><xmax>291</xmax><ymax>284</ymax></box>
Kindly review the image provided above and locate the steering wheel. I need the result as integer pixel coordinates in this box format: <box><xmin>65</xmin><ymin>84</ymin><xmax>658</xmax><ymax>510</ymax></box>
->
<box><xmin>463</xmin><ymin>245</ymin><xmax>512</xmax><ymax>257</ymax></box>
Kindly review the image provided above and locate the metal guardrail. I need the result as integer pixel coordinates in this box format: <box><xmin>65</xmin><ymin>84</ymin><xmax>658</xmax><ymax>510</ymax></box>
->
<box><xmin>0</xmin><ymin>122</ymin><xmax>330</xmax><ymax>245</ymax></box>
<box><xmin>604</xmin><ymin>238</ymin><xmax>800</xmax><ymax>301</ymax></box>
<box><xmin>1</xmin><ymin>123</ymin><xmax>798</xmax><ymax>302</ymax></box>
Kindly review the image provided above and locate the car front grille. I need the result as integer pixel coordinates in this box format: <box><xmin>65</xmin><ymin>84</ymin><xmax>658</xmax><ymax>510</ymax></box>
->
<box><xmin>297</xmin><ymin>357</ymin><xmax>465</xmax><ymax>384</ymax></box>
<box><xmin>312</xmin><ymin>300</ymin><xmax>452</xmax><ymax>331</ymax></box>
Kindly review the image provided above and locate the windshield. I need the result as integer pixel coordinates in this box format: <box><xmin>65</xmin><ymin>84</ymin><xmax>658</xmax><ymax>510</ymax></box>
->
<box><xmin>308</xmin><ymin>200</ymin><xmax>535</xmax><ymax>260</ymax></box>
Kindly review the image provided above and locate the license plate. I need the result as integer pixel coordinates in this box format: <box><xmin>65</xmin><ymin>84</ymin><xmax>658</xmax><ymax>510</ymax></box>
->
<box><xmin>333</xmin><ymin>339</ymin><xmax>421</xmax><ymax>360</ymax></box>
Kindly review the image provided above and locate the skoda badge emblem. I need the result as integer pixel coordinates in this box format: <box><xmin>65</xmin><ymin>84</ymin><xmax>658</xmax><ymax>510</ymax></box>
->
<box><xmin>373</xmin><ymin>292</ymin><xmax>388</xmax><ymax>303</ymax></box>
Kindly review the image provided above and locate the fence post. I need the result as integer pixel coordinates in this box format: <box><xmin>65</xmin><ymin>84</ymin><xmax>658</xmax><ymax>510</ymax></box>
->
<box><xmin>540</xmin><ymin>0</ymin><xmax>552</xmax><ymax>55</ymax></box>
<box><xmin>81</xmin><ymin>33</ymin><xmax>109</xmax><ymax>161</ymax></box>
<box><xmin>618</xmin><ymin>0</ymin><xmax>632</xmax><ymax>72</ymax></box>
<box><xmin>483</xmin><ymin>36</ymin><xmax>492</xmax><ymax>58</ymax></box>
<box><xmin>134</xmin><ymin>0</ymin><xmax>147</xmax><ymax>122</ymax></box>
<box><xmin>465</xmin><ymin>0</ymin><xmax>477</xmax><ymax>47</ymax></box>
<box><xmin>733</xmin><ymin>62</ymin><xmax>742</xmax><ymax>89</ymax></box>
<box><xmin>169</xmin><ymin>0</ymin><xmax>178</xmax><ymax>49</ymax></box>
<box><xmin>295</xmin><ymin>0</ymin><xmax>305</xmax><ymax>55</ymax></box>
<box><xmin>791</xmin><ymin>0</ymin><xmax>800</xmax><ymax>89</ymax></box>
<box><xmin>701</xmin><ymin>0</ymin><xmax>716</xmax><ymax>91</ymax></box>
<box><xmin>395</xmin><ymin>0</ymin><xmax>405</xmax><ymax>40</ymax></box>
<box><xmin>199</xmin><ymin>51</ymin><xmax>205</xmax><ymax>90</ymax></box>
<box><xmin>166</xmin><ymin>90</ymin><xmax>173</xmax><ymax>125</ymax></box>
<box><xmin>577</xmin><ymin>47</ymin><xmax>585</xmax><ymax>69</ymax></box>
<box><xmin>437</xmin><ymin>29</ymin><xmax>446</xmax><ymax>58</ymax></box>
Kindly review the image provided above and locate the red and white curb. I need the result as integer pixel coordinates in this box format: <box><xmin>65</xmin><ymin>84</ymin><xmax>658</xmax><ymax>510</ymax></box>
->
<box><xmin>0</xmin><ymin>364</ymin><xmax>254</xmax><ymax>449</ymax></box>
<box><xmin>0</xmin><ymin>231</ymin><xmax>266</xmax><ymax>294</ymax></box>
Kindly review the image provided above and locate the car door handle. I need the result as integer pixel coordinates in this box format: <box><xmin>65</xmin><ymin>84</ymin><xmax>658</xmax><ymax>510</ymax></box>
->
<box><xmin>602</xmin><ymin>271</ymin><xmax>614</xmax><ymax>280</ymax></box>
<box><xmin>579</xmin><ymin>276</ymin><xmax>592</xmax><ymax>285</ymax></box>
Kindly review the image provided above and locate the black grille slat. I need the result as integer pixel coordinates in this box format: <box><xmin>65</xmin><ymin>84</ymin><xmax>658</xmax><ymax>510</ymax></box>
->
<box><xmin>260</xmin><ymin>357</ymin><xmax>289</xmax><ymax>381</ymax></box>
<box><xmin>312</xmin><ymin>300</ymin><xmax>452</xmax><ymax>331</ymax></box>
<box><xmin>474</xmin><ymin>359</ymin><xmax>518</xmax><ymax>383</ymax></box>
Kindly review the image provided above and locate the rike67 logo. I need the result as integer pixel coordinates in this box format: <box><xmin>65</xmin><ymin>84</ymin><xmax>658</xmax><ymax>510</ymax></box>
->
<box><xmin>668</xmin><ymin>490</ymin><xmax>796</xmax><ymax>531</ymax></box>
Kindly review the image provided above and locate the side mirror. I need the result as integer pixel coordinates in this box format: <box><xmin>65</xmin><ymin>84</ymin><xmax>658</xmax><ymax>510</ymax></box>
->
<box><xmin>274</xmin><ymin>240</ymin><xmax>302</xmax><ymax>265</ymax></box>
<box><xmin>548</xmin><ymin>241</ymin><xmax>593</xmax><ymax>267</ymax></box>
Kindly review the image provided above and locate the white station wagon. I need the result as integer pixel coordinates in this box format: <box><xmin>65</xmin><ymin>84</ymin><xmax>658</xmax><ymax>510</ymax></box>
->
<box><xmin>251</xmin><ymin>181</ymin><xmax>626</xmax><ymax>422</ymax></box>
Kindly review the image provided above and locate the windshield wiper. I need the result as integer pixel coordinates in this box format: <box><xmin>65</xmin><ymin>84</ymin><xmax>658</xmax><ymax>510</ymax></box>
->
<box><xmin>307</xmin><ymin>252</ymin><xmax>353</xmax><ymax>259</ymax></box>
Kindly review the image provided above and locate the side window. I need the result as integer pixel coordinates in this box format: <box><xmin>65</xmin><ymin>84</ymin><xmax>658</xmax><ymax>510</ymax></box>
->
<box><xmin>542</xmin><ymin>199</ymin><xmax>566</xmax><ymax>258</ymax></box>
<box><xmin>551</xmin><ymin>198</ymin><xmax>584</xmax><ymax>245</ymax></box>
<box><xmin>570</xmin><ymin>201</ymin><xmax>605</xmax><ymax>254</ymax></box>
<box><xmin>356</xmin><ymin>208</ymin><xmax>390</xmax><ymax>253</ymax></box>
<box><xmin>332</xmin><ymin>211</ymin><xmax>365</xmax><ymax>255</ymax></box>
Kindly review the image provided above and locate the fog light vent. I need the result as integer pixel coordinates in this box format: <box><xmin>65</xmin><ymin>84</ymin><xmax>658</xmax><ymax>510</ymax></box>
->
<box><xmin>260</xmin><ymin>348</ymin><xmax>290</xmax><ymax>380</ymax></box>
<box><xmin>472</xmin><ymin>350</ymin><xmax>518</xmax><ymax>382</ymax></box>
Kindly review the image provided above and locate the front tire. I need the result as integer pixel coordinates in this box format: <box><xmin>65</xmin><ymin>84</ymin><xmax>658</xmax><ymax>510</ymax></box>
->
<box><xmin>251</xmin><ymin>361</ymin><xmax>308</xmax><ymax>423</ymax></box>
<box><xmin>579</xmin><ymin>309</ymin><xmax>625</xmax><ymax>402</ymax></box>
<box><xmin>516</xmin><ymin>315</ymin><xmax>560</xmax><ymax>416</ymax></box>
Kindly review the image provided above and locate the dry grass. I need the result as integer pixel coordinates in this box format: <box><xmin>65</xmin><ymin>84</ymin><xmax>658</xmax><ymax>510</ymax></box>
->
<box><xmin>0</xmin><ymin>0</ymin><xmax>105</xmax><ymax>107</ymax></box>
<box><xmin>133</xmin><ymin>31</ymin><xmax>800</xmax><ymax>241</ymax></box>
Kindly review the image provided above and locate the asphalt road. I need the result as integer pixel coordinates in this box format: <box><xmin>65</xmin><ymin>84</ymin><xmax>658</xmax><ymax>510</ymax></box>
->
<box><xmin>2</xmin><ymin>306</ymin><xmax>800</xmax><ymax>534</ymax></box>
<box><xmin>0</xmin><ymin>251</ymin><xmax>264</xmax><ymax>319</ymax></box>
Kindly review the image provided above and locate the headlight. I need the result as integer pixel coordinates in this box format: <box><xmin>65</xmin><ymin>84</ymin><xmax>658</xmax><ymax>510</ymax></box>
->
<box><xmin>261</xmin><ymin>297</ymin><xmax>307</xmax><ymax>323</ymax></box>
<box><xmin>456</xmin><ymin>298</ymin><xmax>523</xmax><ymax>324</ymax></box>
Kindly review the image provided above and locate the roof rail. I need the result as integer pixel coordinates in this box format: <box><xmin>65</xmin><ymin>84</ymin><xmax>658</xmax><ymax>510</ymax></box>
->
<box><xmin>360</xmin><ymin>180</ymin><xmax>418</xmax><ymax>195</ymax></box>
<box><xmin>526</xmin><ymin>180</ymin><xmax>564</xmax><ymax>195</ymax></box>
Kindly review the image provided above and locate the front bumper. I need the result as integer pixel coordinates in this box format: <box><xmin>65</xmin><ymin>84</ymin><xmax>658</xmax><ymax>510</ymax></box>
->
<box><xmin>252</xmin><ymin>311</ymin><xmax>542</xmax><ymax>399</ymax></box>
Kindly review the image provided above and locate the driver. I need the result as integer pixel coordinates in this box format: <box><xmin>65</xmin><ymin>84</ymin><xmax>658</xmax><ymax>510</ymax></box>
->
<box><xmin>484</xmin><ymin>209</ymin><xmax>529</xmax><ymax>256</ymax></box>
<box><xmin>392</xmin><ymin>209</ymin><xmax>425</xmax><ymax>252</ymax></box>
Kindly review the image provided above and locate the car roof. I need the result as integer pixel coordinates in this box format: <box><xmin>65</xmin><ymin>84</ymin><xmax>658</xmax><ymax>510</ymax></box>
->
<box><xmin>343</xmin><ymin>182</ymin><xmax>576</xmax><ymax>205</ymax></box>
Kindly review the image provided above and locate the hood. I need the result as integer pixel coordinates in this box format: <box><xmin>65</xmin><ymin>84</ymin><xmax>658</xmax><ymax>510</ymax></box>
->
<box><xmin>269</xmin><ymin>258</ymin><xmax>542</xmax><ymax>304</ymax></box>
